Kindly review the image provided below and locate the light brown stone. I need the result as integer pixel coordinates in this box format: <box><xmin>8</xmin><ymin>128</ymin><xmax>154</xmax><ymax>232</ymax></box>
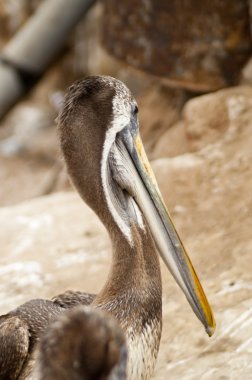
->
<box><xmin>137</xmin><ymin>84</ymin><xmax>183</xmax><ymax>155</ymax></box>
<box><xmin>151</xmin><ymin>121</ymin><xmax>189</xmax><ymax>159</ymax></box>
<box><xmin>183</xmin><ymin>85</ymin><xmax>252</xmax><ymax>152</ymax></box>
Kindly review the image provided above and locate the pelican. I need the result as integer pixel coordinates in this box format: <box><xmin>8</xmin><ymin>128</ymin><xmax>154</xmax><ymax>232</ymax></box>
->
<box><xmin>37</xmin><ymin>306</ymin><xmax>127</xmax><ymax>380</ymax></box>
<box><xmin>0</xmin><ymin>76</ymin><xmax>215</xmax><ymax>380</ymax></box>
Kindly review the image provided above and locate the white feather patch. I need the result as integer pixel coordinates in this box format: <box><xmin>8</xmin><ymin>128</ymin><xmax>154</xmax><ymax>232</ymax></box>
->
<box><xmin>126</xmin><ymin>319</ymin><xmax>161</xmax><ymax>380</ymax></box>
<box><xmin>101</xmin><ymin>102</ymin><xmax>132</xmax><ymax>244</ymax></box>
<box><xmin>101</xmin><ymin>94</ymin><xmax>146</xmax><ymax>245</ymax></box>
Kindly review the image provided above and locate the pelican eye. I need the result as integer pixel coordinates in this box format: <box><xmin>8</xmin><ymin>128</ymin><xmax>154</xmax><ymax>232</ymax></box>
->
<box><xmin>133</xmin><ymin>105</ymin><xmax>138</xmax><ymax>116</ymax></box>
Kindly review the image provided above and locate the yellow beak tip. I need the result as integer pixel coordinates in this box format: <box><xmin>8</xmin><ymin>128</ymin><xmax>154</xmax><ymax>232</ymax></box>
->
<box><xmin>206</xmin><ymin>321</ymin><xmax>216</xmax><ymax>337</ymax></box>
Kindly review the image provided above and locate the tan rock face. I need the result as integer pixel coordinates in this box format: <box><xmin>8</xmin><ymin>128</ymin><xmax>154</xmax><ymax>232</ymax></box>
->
<box><xmin>0</xmin><ymin>193</ymin><xmax>109</xmax><ymax>313</ymax></box>
<box><xmin>151</xmin><ymin>121</ymin><xmax>189</xmax><ymax>159</ymax></box>
<box><xmin>137</xmin><ymin>84</ymin><xmax>183</xmax><ymax>156</ymax></box>
<box><xmin>183</xmin><ymin>86</ymin><xmax>252</xmax><ymax>152</ymax></box>
<box><xmin>152</xmin><ymin>95</ymin><xmax>252</xmax><ymax>378</ymax></box>
<box><xmin>147</xmin><ymin>85</ymin><xmax>252</xmax><ymax>160</ymax></box>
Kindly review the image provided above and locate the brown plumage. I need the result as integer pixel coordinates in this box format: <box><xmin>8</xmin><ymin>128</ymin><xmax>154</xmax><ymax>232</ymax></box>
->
<box><xmin>58</xmin><ymin>77</ymin><xmax>163</xmax><ymax>379</ymax></box>
<box><xmin>37</xmin><ymin>306</ymin><xmax>127</xmax><ymax>380</ymax></box>
<box><xmin>0</xmin><ymin>297</ymin><xmax>94</xmax><ymax>380</ymax></box>
<box><xmin>0</xmin><ymin>77</ymin><xmax>161</xmax><ymax>380</ymax></box>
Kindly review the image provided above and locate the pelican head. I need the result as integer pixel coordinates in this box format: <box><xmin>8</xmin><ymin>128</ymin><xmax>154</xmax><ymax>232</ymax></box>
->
<box><xmin>58</xmin><ymin>75</ymin><xmax>215</xmax><ymax>337</ymax></box>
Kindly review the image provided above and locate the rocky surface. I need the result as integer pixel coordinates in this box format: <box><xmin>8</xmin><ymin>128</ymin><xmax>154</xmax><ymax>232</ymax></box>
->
<box><xmin>1</xmin><ymin>84</ymin><xmax>252</xmax><ymax>379</ymax></box>
<box><xmin>152</xmin><ymin>88</ymin><xmax>252</xmax><ymax>379</ymax></box>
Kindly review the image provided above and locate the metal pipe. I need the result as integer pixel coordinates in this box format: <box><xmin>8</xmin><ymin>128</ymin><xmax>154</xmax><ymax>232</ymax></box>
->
<box><xmin>0</xmin><ymin>0</ymin><xmax>95</xmax><ymax>119</ymax></box>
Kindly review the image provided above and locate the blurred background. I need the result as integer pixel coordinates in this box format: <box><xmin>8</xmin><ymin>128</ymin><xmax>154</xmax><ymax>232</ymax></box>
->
<box><xmin>1</xmin><ymin>1</ymin><xmax>252</xmax><ymax>378</ymax></box>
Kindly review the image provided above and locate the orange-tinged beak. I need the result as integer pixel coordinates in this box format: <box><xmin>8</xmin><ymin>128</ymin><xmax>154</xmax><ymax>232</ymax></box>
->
<box><xmin>119</xmin><ymin>132</ymin><xmax>215</xmax><ymax>336</ymax></box>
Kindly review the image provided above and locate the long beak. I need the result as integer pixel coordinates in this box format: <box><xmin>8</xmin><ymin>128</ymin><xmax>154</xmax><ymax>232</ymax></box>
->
<box><xmin>118</xmin><ymin>129</ymin><xmax>216</xmax><ymax>337</ymax></box>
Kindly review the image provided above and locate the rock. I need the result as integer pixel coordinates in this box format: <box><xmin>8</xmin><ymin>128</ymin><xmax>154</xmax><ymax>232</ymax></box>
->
<box><xmin>0</xmin><ymin>102</ymin><xmax>56</xmax><ymax>155</ymax></box>
<box><xmin>240</xmin><ymin>56</ymin><xmax>252</xmax><ymax>86</ymax></box>
<box><xmin>182</xmin><ymin>85</ymin><xmax>252</xmax><ymax>151</ymax></box>
<box><xmin>137</xmin><ymin>84</ymin><xmax>184</xmax><ymax>155</ymax></box>
<box><xmin>0</xmin><ymin>192</ymin><xmax>109</xmax><ymax>313</ymax></box>
<box><xmin>151</xmin><ymin>85</ymin><xmax>252</xmax><ymax>159</ymax></box>
<box><xmin>0</xmin><ymin>155</ymin><xmax>63</xmax><ymax>206</ymax></box>
<box><xmin>151</xmin><ymin>99</ymin><xmax>252</xmax><ymax>379</ymax></box>
<box><xmin>151</xmin><ymin>121</ymin><xmax>189</xmax><ymax>159</ymax></box>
